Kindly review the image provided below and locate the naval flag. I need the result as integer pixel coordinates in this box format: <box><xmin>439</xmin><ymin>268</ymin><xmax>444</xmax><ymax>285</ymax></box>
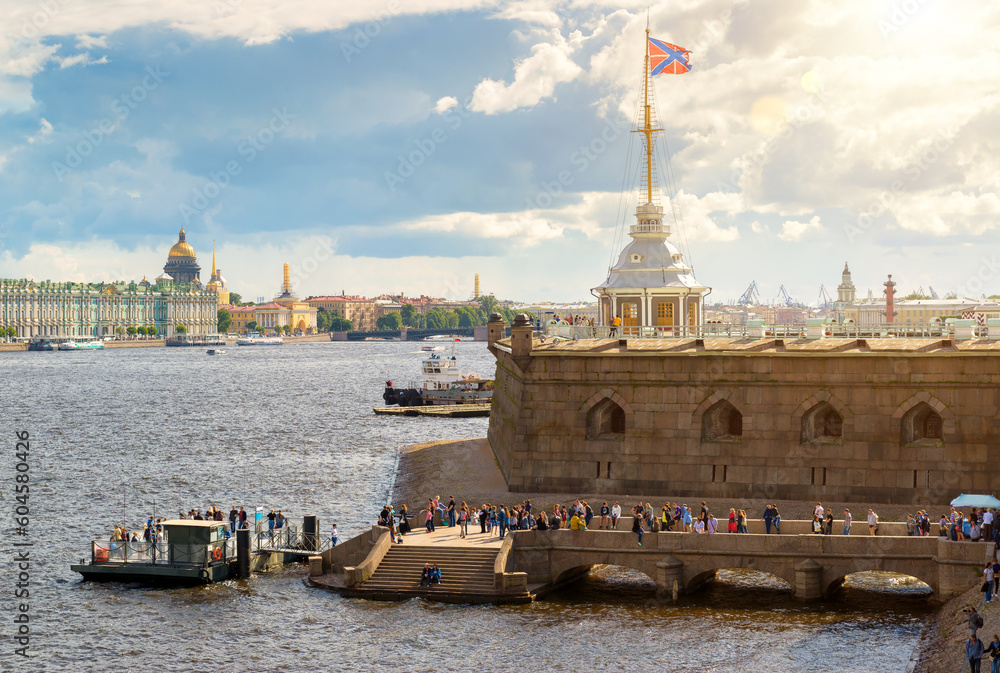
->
<box><xmin>648</xmin><ymin>38</ymin><xmax>692</xmax><ymax>75</ymax></box>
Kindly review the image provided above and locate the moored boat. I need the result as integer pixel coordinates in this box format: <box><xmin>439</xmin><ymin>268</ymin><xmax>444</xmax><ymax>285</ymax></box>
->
<box><xmin>166</xmin><ymin>334</ymin><xmax>226</xmax><ymax>347</ymax></box>
<box><xmin>383</xmin><ymin>345</ymin><xmax>493</xmax><ymax>406</ymax></box>
<box><xmin>235</xmin><ymin>337</ymin><xmax>283</xmax><ymax>346</ymax></box>
<box><xmin>58</xmin><ymin>338</ymin><xmax>105</xmax><ymax>350</ymax></box>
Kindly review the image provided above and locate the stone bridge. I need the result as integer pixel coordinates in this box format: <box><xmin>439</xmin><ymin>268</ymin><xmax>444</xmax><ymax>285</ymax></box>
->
<box><xmin>508</xmin><ymin>529</ymin><xmax>990</xmax><ymax>602</ymax></box>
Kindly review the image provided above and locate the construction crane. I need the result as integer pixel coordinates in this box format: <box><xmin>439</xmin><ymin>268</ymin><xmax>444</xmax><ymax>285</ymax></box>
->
<box><xmin>777</xmin><ymin>285</ymin><xmax>793</xmax><ymax>306</ymax></box>
<box><xmin>737</xmin><ymin>281</ymin><xmax>761</xmax><ymax>306</ymax></box>
<box><xmin>818</xmin><ymin>285</ymin><xmax>833</xmax><ymax>308</ymax></box>
<box><xmin>928</xmin><ymin>286</ymin><xmax>939</xmax><ymax>299</ymax></box>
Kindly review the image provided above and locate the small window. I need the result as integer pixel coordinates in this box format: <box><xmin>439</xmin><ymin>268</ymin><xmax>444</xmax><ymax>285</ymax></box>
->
<box><xmin>702</xmin><ymin>400</ymin><xmax>742</xmax><ymax>441</ymax></box>
<box><xmin>900</xmin><ymin>402</ymin><xmax>944</xmax><ymax>445</ymax></box>
<box><xmin>587</xmin><ymin>398</ymin><xmax>626</xmax><ymax>440</ymax></box>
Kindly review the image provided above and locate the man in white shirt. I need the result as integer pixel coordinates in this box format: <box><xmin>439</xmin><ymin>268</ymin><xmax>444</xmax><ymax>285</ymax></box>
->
<box><xmin>983</xmin><ymin>509</ymin><xmax>994</xmax><ymax>542</ymax></box>
<box><xmin>707</xmin><ymin>515</ymin><xmax>718</xmax><ymax>534</ymax></box>
<box><xmin>867</xmin><ymin>509</ymin><xmax>879</xmax><ymax>535</ymax></box>
<box><xmin>814</xmin><ymin>503</ymin><xmax>824</xmax><ymax>520</ymax></box>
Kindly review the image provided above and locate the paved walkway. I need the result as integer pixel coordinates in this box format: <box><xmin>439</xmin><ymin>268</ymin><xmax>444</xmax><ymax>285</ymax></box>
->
<box><xmin>400</xmin><ymin>523</ymin><xmax>503</xmax><ymax>548</ymax></box>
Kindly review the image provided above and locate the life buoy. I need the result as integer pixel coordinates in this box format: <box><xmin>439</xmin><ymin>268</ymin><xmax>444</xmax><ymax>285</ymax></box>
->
<box><xmin>213</xmin><ymin>547</ymin><xmax>222</xmax><ymax>561</ymax></box>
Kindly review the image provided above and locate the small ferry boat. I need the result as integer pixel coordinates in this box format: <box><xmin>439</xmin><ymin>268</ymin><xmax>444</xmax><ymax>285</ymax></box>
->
<box><xmin>383</xmin><ymin>345</ymin><xmax>493</xmax><ymax>406</ymax></box>
<box><xmin>26</xmin><ymin>339</ymin><xmax>55</xmax><ymax>351</ymax></box>
<box><xmin>71</xmin><ymin>519</ymin><xmax>236</xmax><ymax>585</ymax></box>
<box><xmin>206</xmin><ymin>349</ymin><xmax>227</xmax><ymax>355</ymax></box>
<box><xmin>166</xmin><ymin>334</ymin><xmax>226</xmax><ymax>347</ymax></box>
<box><xmin>421</xmin><ymin>345</ymin><xmax>445</xmax><ymax>352</ymax></box>
<box><xmin>235</xmin><ymin>337</ymin><xmax>283</xmax><ymax>346</ymax></box>
<box><xmin>58</xmin><ymin>338</ymin><xmax>105</xmax><ymax>350</ymax></box>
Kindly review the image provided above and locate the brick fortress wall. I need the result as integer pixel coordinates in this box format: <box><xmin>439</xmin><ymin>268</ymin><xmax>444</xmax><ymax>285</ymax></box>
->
<box><xmin>486</xmin><ymin>330</ymin><xmax>1000</xmax><ymax>504</ymax></box>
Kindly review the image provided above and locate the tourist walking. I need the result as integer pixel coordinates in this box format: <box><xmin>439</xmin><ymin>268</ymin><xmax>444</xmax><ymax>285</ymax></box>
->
<box><xmin>267</xmin><ymin>508</ymin><xmax>276</xmax><ymax>532</ymax></box>
<box><xmin>824</xmin><ymin>511</ymin><xmax>834</xmax><ymax>535</ymax></box>
<box><xmin>459</xmin><ymin>502</ymin><xmax>469</xmax><ymax>539</ymax></box>
<box><xmin>447</xmin><ymin>496</ymin><xmax>456</xmax><ymax>528</ymax></box>
<box><xmin>330</xmin><ymin>524</ymin><xmax>338</xmax><ymax>547</ymax></box>
<box><xmin>843</xmin><ymin>509</ymin><xmax>852</xmax><ymax>535</ymax></box>
<box><xmin>498</xmin><ymin>506</ymin><xmax>508</xmax><ymax>539</ymax></box>
<box><xmin>867</xmin><ymin>509</ymin><xmax>879</xmax><ymax>536</ymax></box>
<box><xmin>424</xmin><ymin>501</ymin><xmax>435</xmax><ymax>533</ymax></box>
<box><xmin>736</xmin><ymin>509</ymin><xmax>748</xmax><ymax>534</ymax></box>
<box><xmin>772</xmin><ymin>505</ymin><xmax>781</xmax><ymax>534</ymax></box>
<box><xmin>969</xmin><ymin>632</ymin><xmax>986</xmax><ymax>673</ymax></box>
<box><xmin>985</xmin><ymin>563</ymin><xmax>995</xmax><ymax>603</ymax></box>
<box><xmin>728</xmin><ymin>508</ymin><xmax>737</xmax><ymax>533</ymax></box>
<box><xmin>764</xmin><ymin>504</ymin><xmax>775</xmax><ymax>534</ymax></box>
<box><xmin>984</xmin><ymin>634</ymin><xmax>1000</xmax><ymax>673</ymax></box>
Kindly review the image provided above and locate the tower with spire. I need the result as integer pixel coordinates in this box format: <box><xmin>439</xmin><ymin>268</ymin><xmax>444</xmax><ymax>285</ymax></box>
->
<box><xmin>592</xmin><ymin>25</ymin><xmax>707</xmax><ymax>336</ymax></box>
<box><xmin>836</xmin><ymin>262</ymin><xmax>856</xmax><ymax>306</ymax></box>
<box><xmin>205</xmin><ymin>242</ymin><xmax>230</xmax><ymax>306</ymax></box>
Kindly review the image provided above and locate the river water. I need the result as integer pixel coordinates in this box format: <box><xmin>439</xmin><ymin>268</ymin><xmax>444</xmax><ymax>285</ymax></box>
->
<box><xmin>0</xmin><ymin>342</ymin><xmax>931</xmax><ymax>672</ymax></box>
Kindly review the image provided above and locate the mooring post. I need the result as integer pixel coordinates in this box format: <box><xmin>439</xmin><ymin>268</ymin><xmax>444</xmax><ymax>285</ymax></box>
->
<box><xmin>303</xmin><ymin>515</ymin><xmax>318</xmax><ymax>552</ymax></box>
<box><xmin>236</xmin><ymin>528</ymin><xmax>251</xmax><ymax>579</ymax></box>
<box><xmin>656</xmin><ymin>556</ymin><xmax>684</xmax><ymax>601</ymax></box>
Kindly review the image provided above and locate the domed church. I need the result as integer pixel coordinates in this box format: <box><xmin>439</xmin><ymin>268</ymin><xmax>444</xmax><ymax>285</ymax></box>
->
<box><xmin>163</xmin><ymin>228</ymin><xmax>202</xmax><ymax>284</ymax></box>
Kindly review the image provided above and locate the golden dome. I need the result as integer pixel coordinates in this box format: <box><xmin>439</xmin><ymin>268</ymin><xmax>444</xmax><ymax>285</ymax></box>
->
<box><xmin>168</xmin><ymin>229</ymin><xmax>197</xmax><ymax>258</ymax></box>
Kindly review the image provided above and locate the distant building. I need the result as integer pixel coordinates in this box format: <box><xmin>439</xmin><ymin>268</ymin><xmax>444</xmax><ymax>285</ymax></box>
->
<box><xmin>0</xmin><ymin>276</ymin><xmax>217</xmax><ymax>338</ymax></box>
<box><xmin>305</xmin><ymin>296</ymin><xmax>376</xmax><ymax>331</ymax></box>
<box><xmin>836</xmin><ymin>262</ymin><xmax>856</xmax><ymax>306</ymax></box>
<box><xmin>163</xmin><ymin>229</ymin><xmax>202</xmax><ymax>284</ymax></box>
<box><xmin>205</xmin><ymin>244</ymin><xmax>230</xmax><ymax>306</ymax></box>
<box><xmin>221</xmin><ymin>264</ymin><xmax>316</xmax><ymax>333</ymax></box>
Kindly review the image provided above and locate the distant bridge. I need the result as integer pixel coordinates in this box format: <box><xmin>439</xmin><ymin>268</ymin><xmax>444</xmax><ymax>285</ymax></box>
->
<box><xmin>509</xmin><ymin>528</ymin><xmax>988</xmax><ymax>602</ymax></box>
<box><xmin>346</xmin><ymin>327</ymin><xmax>478</xmax><ymax>341</ymax></box>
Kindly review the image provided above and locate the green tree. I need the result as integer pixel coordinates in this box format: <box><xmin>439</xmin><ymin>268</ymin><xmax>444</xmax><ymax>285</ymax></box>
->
<box><xmin>126</xmin><ymin>326</ymin><xmax>137</xmax><ymax>337</ymax></box>
<box><xmin>115</xmin><ymin>327</ymin><xmax>125</xmax><ymax>337</ymax></box>
<box><xmin>376</xmin><ymin>313</ymin><xmax>398</xmax><ymax>330</ymax></box>
<box><xmin>246</xmin><ymin>320</ymin><xmax>258</xmax><ymax>333</ymax></box>
<box><xmin>147</xmin><ymin>325</ymin><xmax>158</xmax><ymax>337</ymax></box>
<box><xmin>6</xmin><ymin>327</ymin><xmax>16</xmax><ymax>340</ymax></box>
<box><xmin>376</xmin><ymin>313</ymin><xmax>402</xmax><ymax>330</ymax></box>
<box><xmin>282</xmin><ymin>324</ymin><xmax>292</xmax><ymax>335</ymax></box>
<box><xmin>175</xmin><ymin>324</ymin><xmax>187</xmax><ymax>334</ymax></box>
<box><xmin>478</xmin><ymin>294</ymin><xmax>500</xmax><ymax>316</ymax></box>
<box><xmin>137</xmin><ymin>326</ymin><xmax>148</xmax><ymax>337</ymax></box>
<box><xmin>400</xmin><ymin>303</ymin><xmax>419</xmax><ymax>327</ymax></box>
<box><xmin>228</xmin><ymin>292</ymin><xmax>243</xmax><ymax>306</ymax></box>
<box><xmin>329</xmin><ymin>315</ymin><xmax>353</xmax><ymax>331</ymax></box>
<box><xmin>217</xmin><ymin>308</ymin><xmax>233</xmax><ymax>333</ymax></box>
<box><xmin>316</xmin><ymin>308</ymin><xmax>331</xmax><ymax>332</ymax></box>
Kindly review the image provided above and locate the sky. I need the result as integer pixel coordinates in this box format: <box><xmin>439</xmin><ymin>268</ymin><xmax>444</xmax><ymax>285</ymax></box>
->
<box><xmin>1</xmin><ymin>0</ymin><xmax>999</xmax><ymax>304</ymax></box>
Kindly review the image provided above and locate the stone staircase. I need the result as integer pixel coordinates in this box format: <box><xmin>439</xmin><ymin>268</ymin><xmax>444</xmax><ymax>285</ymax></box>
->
<box><xmin>348</xmin><ymin>545</ymin><xmax>528</xmax><ymax>604</ymax></box>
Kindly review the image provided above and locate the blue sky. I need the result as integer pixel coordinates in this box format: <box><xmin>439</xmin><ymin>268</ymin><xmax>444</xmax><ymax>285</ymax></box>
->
<box><xmin>2</xmin><ymin>1</ymin><xmax>1000</xmax><ymax>303</ymax></box>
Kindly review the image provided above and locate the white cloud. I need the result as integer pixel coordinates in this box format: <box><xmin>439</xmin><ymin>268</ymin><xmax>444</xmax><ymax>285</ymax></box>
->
<box><xmin>778</xmin><ymin>215</ymin><xmax>823</xmax><ymax>242</ymax></box>
<box><xmin>25</xmin><ymin>118</ymin><xmax>52</xmax><ymax>144</ymax></box>
<box><xmin>400</xmin><ymin>211</ymin><xmax>563</xmax><ymax>246</ymax></box>
<box><xmin>469</xmin><ymin>38</ymin><xmax>582</xmax><ymax>114</ymax></box>
<box><xmin>76</xmin><ymin>34</ymin><xmax>108</xmax><ymax>50</ymax></box>
<box><xmin>433</xmin><ymin>96</ymin><xmax>458</xmax><ymax>114</ymax></box>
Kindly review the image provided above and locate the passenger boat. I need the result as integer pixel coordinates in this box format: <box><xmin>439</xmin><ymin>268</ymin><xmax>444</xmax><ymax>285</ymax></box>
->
<box><xmin>166</xmin><ymin>334</ymin><xmax>226</xmax><ymax>347</ymax></box>
<box><xmin>71</xmin><ymin>520</ymin><xmax>236</xmax><ymax>585</ymax></box>
<box><xmin>206</xmin><ymin>349</ymin><xmax>227</xmax><ymax>355</ymax></box>
<box><xmin>383</xmin><ymin>345</ymin><xmax>493</xmax><ymax>406</ymax></box>
<box><xmin>235</xmin><ymin>337</ymin><xmax>283</xmax><ymax>346</ymax></box>
<box><xmin>26</xmin><ymin>339</ymin><xmax>55</xmax><ymax>351</ymax></box>
<box><xmin>57</xmin><ymin>338</ymin><xmax>105</xmax><ymax>350</ymax></box>
<box><xmin>421</xmin><ymin>345</ymin><xmax>445</xmax><ymax>351</ymax></box>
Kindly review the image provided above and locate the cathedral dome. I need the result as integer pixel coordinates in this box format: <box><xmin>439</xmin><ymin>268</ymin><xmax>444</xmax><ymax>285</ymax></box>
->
<box><xmin>168</xmin><ymin>229</ymin><xmax>196</xmax><ymax>258</ymax></box>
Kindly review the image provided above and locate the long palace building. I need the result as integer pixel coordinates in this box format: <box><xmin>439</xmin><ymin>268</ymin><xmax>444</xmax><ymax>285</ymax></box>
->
<box><xmin>0</xmin><ymin>229</ymin><xmax>219</xmax><ymax>339</ymax></box>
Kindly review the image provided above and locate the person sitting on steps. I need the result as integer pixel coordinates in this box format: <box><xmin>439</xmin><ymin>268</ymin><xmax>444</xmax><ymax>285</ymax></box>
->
<box><xmin>418</xmin><ymin>563</ymin><xmax>431</xmax><ymax>587</ymax></box>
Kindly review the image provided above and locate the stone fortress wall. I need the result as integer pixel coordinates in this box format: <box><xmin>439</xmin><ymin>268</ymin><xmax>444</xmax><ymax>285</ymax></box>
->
<box><xmin>485</xmin><ymin>317</ymin><xmax>1000</xmax><ymax>504</ymax></box>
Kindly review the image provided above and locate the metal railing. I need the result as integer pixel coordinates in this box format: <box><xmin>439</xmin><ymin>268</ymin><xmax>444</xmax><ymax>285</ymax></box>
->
<box><xmin>544</xmin><ymin>322</ymin><xmax>989</xmax><ymax>341</ymax></box>
<box><xmin>92</xmin><ymin>538</ymin><xmax>236</xmax><ymax>567</ymax></box>
<box><xmin>255</xmin><ymin>525</ymin><xmax>331</xmax><ymax>554</ymax></box>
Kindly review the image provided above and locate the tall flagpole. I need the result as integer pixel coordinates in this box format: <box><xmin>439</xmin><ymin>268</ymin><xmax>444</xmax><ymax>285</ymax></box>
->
<box><xmin>635</xmin><ymin>18</ymin><xmax>662</xmax><ymax>206</ymax></box>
